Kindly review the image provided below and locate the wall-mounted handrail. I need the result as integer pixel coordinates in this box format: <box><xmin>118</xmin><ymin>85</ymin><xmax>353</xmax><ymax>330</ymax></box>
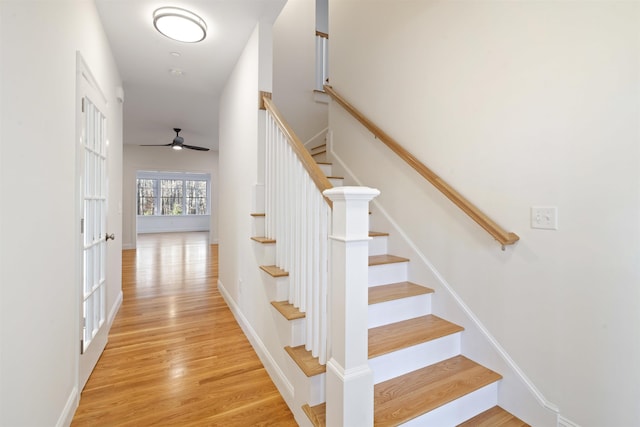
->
<box><xmin>263</xmin><ymin>96</ymin><xmax>333</xmax><ymax>208</ymax></box>
<box><xmin>324</xmin><ymin>85</ymin><xmax>519</xmax><ymax>247</ymax></box>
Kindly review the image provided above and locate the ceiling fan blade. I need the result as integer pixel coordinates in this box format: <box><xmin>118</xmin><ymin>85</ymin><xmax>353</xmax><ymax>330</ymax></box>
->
<box><xmin>141</xmin><ymin>143</ymin><xmax>173</xmax><ymax>147</ymax></box>
<box><xmin>183</xmin><ymin>144</ymin><xmax>210</xmax><ymax>151</ymax></box>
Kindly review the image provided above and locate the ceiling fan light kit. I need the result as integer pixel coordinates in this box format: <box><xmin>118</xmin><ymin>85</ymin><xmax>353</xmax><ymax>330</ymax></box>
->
<box><xmin>141</xmin><ymin>128</ymin><xmax>210</xmax><ymax>151</ymax></box>
<box><xmin>153</xmin><ymin>7</ymin><xmax>207</xmax><ymax>43</ymax></box>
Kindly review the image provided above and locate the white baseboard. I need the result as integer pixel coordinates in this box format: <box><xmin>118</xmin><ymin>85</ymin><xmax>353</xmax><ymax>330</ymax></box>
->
<box><xmin>216</xmin><ymin>279</ymin><xmax>294</xmax><ymax>402</ymax></box>
<box><xmin>122</xmin><ymin>243</ymin><xmax>135</xmax><ymax>250</ymax></box>
<box><xmin>56</xmin><ymin>386</ymin><xmax>78</xmax><ymax>427</ymax></box>
<box><xmin>558</xmin><ymin>416</ymin><xmax>581</xmax><ymax>427</ymax></box>
<box><xmin>108</xmin><ymin>290</ymin><xmax>123</xmax><ymax>326</ymax></box>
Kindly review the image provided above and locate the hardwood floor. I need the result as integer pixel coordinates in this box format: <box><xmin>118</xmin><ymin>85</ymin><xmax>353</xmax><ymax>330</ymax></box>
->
<box><xmin>72</xmin><ymin>232</ymin><xmax>297</xmax><ymax>426</ymax></box>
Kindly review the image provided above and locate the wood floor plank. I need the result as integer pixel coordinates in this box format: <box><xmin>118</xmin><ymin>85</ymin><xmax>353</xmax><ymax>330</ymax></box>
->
<box><xmin>71</xmin><ymin>232</ymin><xmax>296</xmax><ymax>426</ymax></box>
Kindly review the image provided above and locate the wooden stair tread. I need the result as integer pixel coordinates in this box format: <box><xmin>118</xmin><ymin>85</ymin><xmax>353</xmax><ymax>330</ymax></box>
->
<box><xmin>259</xmin><ymin>265</ymin><xmax>289</xmax><ymax>277</ymax></box>
<box><xmin>310</xmin><ymin>143</ymin><xmax>327</xmax><ymax>151</ymax></box>
<box><xmin>250</xmin><ymin>212</ymin><xmax>265</xmax><ymax>217</ymax></box>
<box><xmin>374</xmin><ymin>355</ymin><xmax>502</xmax><ymax>426</ymax></box>
<box><xmin>327</xmin><ymin>176</ymin><xmax>344</xmax><ymax>180</ymax></box>
<box><xmin>369</xmin><ymin>254</ymin><xmax>409</xmax><ymax>266</ymax></box>
<box><xmin>316</xmin><ymin>162</ymin><xmax>332</xmax><ymax>165</ymax></box>
<box><xmin>369</xmin><ymin>315</ymin><xmax>463</xmax><ymax>358</ymax></box>
<box><xmin>311</xmin><ymin>150</ymin><xmax>327</xmax><ymax>157</ymax></box>
<box><xmin>285</xmin><ymin>345</ymin><xmax>326</xmax><ymax>377</ymax></box>
<box><xmin>271</xmin><ymin>301</ymin><xmax>305</xmax><ymax>320</ymax></box>
<box><xmin>458</xmin><ymin>406</ymin><xmax>530</xmax><ymax>426</ymax></box>
<box><xmin>302</xmin><ymin>403</ymin><xmax>326</xmax><ymax>427</ymax></box>
<box><xmin>250</xmin><ymin>236</ymin><xmax>276</xmax><ymax>244</ymax></box>
<box><xmin>369</xmin><ymin>231</ymin><xmax>389</xmax><ymax>237</ymax></box>
<box><xmin>369</xmin><ymin>282</ymin><xmax>434</xmax><ymax>305</ymax></box>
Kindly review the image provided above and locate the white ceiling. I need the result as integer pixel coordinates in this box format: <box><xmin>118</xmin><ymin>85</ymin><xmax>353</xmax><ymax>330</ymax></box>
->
<box><xmin>96</xmin><ymin>0</ymin><xmax>285</xmax><ymax>151</ymax></box>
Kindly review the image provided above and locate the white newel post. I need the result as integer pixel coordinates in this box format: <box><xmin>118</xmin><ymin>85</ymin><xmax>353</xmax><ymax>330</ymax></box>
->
<box><xmin>323</xmin><ymin>186</ymin><xmax>380</xmax><ymax>427</ymax></box>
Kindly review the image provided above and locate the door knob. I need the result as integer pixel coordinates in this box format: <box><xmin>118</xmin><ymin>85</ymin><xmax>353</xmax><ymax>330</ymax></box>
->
<box><xmin>105</xmin><ymin>233</ymin><xmax>115</xmax><ymax>241</ymax></box>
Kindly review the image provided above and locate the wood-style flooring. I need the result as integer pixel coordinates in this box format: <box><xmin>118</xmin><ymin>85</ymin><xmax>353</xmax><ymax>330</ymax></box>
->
<box><xmin>72</xmin><ymin>232</ymin><xmax>297</xmax><ymax>426</ymax></box>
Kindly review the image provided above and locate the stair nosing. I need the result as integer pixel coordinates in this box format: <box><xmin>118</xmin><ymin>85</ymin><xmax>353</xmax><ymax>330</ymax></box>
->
<box><xmin>374</xmin><ymin>355</ymin><xmax>502</xmax><ymax>426</ymax></box>
<box><xmin>369</xmin><ymin>254</ymin><xmax>409</xmax><ymax>266</ymax></box>
<box><xmin>259</xmin><ymin>265</ymin><xmax>289</xmax><ymax>277</ymax></box>
<box><xmin>369</xmin><ymin>314</ymin><xmax>463</xmax><ymax>359</ymax></box>
<box><xmin>271</xmin><ymin>301</ymin><xmax>305</xmax><ymax>320</ymax></box>
<box><xmin>457</xmin><ymin>405</ymin><xmax>531</xmax><ymax>427</ymax></box>
<box><xmin>302</xmin><ymin>403</ymin><xmax>326</xmax><ymax>427</ymax></box>
<box><xmin>250</xmin><ymin>236</ymin><xmax>276</xmax><ymax>244</ymax></box>
<box><xmin>285</xmin><ymin>345</ymin><xmax>326</xmax><ymax>377</ymax></box>
<box><xmin>368</xmin><ymin>282</ymin><xmax>434</xmax><ymax>305</ymax></box>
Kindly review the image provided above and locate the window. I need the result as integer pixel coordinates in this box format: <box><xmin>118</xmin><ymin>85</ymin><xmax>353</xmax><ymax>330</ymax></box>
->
<box><xmin>185</xmin><ymin>180</ymin><xmax>207</xmax><ymax>215</ymax></box>
<box><xmin>136</xmin><ymin>172</ymin><xmax>210</xmax><ymax>216</ymax></box>
<box><xmin>161</xmin><ymin>179</ymin><xmax>184</xmax><ymax>215</ymax></box>
<box><xmin>137</xmin><ymin>179</ymin><xmax>156</xmax><ymax>215</ymax></box>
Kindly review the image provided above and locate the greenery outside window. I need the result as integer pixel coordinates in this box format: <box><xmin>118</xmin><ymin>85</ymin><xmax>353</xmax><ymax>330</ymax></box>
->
<box><xmin>137</xmin><ymin>171</ymin><xmax>210</xmax><ymax>216</ymax></box>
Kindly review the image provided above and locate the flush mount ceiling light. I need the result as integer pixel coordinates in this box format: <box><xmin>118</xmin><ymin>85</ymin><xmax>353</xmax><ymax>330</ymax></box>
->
<box><xmin>153</xmin><ymin>7</ymin><xmax>207</xmax><ymax>43</ymax></box>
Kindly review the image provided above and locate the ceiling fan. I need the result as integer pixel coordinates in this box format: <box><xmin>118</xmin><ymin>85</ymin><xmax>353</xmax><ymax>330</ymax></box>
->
<box><xmin>142</xmin><ymin>128</ymin><xmax>210</xmax><ymax>151</ymax></box>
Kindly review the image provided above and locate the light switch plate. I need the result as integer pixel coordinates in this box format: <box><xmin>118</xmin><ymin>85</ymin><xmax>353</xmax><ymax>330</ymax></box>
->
<box><xmin>531</xmin><ymin>206</ymin><xmax>558</xmax><ymax>230</ymax></box>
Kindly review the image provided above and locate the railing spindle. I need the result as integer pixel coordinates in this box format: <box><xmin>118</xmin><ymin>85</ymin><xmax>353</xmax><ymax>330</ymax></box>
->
<box><xmin>263</xmin><ymin>96</ymin><xmax>333</xmax><ymax>363</ymax></box>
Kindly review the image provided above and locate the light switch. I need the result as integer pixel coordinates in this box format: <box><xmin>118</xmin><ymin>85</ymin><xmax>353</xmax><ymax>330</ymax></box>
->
<box><xmin>531</xmin><ymin>206</ymin><xmax>558</xmax><ymax>230</ymax></box>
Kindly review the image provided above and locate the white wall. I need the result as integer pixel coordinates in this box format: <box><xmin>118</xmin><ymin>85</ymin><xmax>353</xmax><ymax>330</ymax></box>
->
<box><xmin>273</xmin><ymin>0</ymin><xmax>328</xmax><ymax>143</ymax></box>
<box><xmin>122</xmin><ymin>145</ymin><xmax>218</xmax><ymax>248</ymax></box>
<box><xmin>329</xmin><ymin>1</ymin><xmax>640</xmax><ymax>426</ymax></box>
<box><xmin>218</xmin><ymin>18</ymin><xmax>306</xmax><ymax>422</ymax></box>
<box><xmin>0</xmin><ymin>1</ymin><xmax>123</xmax><ymax>425</ymax></box>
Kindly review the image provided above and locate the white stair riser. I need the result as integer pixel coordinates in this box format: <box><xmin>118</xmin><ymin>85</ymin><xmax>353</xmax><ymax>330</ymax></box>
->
<box><xmin>272</xmin><ymin>309</ymin><xmax>306</xmax><ymax>347</ymax></box>
<box><xmin>399</xmin><ymin>382</ymin><xmax>499</xmax><ymax>427</ymax></box>
<box><xmin>318</xmin><ymin>163</ymin><xmax>332</xmax><ymax>176</ymax></box>
<box><xmin>252</xmin><ymin>242</ymin><xmax>275</xmax><ymax>265</ymax></box>
<box><xmin>287</xmin><ymin>357</ymin><xmax>326</xmax><ymax>407</ymax></box>
<box><xmin>261</xmin><ymin>274</ymin><xmax>289</xmax><ymax>302</ymax></box>
<box><xmin>370</xmin><ymin>333</ymin><xmax>461</xmax><ymax>384</ymax></box>
<box><xmin>328</xmin><ymin>177</ymin><xmax>344</xmax><ymax>187</ymax></box>
<box><xmin>368</xmin><ymin>293</ymin><xmax>432</xmax><ymax>328</ymax></box>
<box><xmin>312</xmin><ymin>152</ymin><xmax>327</xmax><ymax>162</ymax></box>
<box><xmin>368</xmin><ymin>262</ymin><xmax>408</xmax><ymax>287</ymax></box>
<box><xmin>368</xmin><ymin>235</ymin><xmax>388</xmax><ymax>256</ymax></box>
<box><xmin>253</xmin><ymin>216</ymin><xmax>265</xmax><ymax>237</ymax></box>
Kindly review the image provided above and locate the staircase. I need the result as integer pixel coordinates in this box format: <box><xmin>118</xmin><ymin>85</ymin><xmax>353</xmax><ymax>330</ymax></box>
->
<box><xmin>251</xmin><ymin>144</ymin><xmax>530</xmax><ymax>426</ymax></box>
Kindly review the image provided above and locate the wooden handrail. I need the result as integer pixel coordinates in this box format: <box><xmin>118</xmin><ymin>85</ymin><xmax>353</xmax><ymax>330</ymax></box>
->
<box><xmin>262</xmin><ymin>96</ymin><xmax>333</xmax><ymax>208</ymax></box>
<box><xmin>323</xmin><ymin>85</ymin><xmax>519</xmax><ymax>247</ymax></box>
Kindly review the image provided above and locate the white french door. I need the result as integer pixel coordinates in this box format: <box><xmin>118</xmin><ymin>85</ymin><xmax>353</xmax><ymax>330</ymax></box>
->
<box><xmin>77</xmin><ymin>65</ymin><xmax>110</xmax><ymax>389</ymax></box>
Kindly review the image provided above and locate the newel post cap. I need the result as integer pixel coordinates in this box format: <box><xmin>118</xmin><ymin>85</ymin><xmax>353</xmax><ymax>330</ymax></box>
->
<box><xmin>323</xmin><ymin>186</ymin><xmax>380</xmax><ymax>202</ymax></box>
